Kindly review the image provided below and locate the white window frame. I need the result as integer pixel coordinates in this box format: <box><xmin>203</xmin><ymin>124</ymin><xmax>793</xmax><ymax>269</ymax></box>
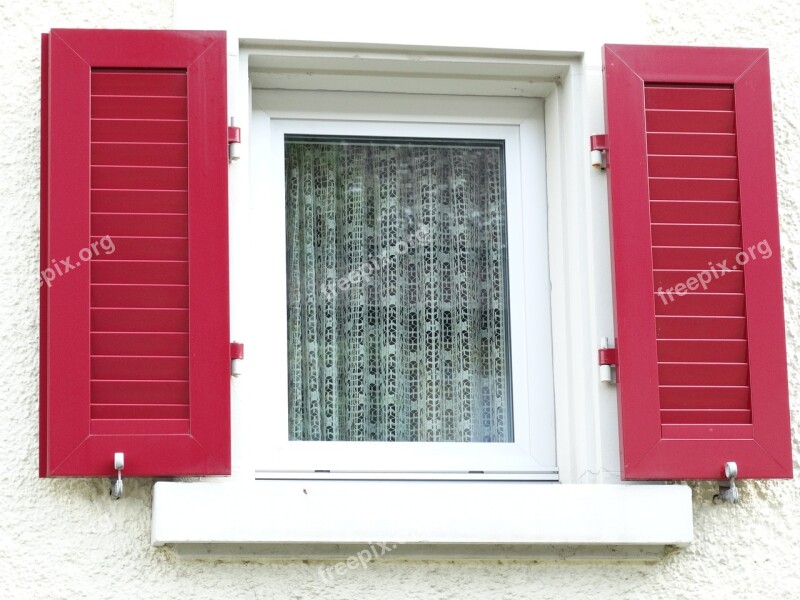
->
<box><xmin>250</xmin><ymin>91</ymin><xmax>556</xmax><ymax>479</ymax></box>
<box><xmin>152</xmin><ymin>13</ymin><xmax>693</xmax><ymax>552</ymax></box>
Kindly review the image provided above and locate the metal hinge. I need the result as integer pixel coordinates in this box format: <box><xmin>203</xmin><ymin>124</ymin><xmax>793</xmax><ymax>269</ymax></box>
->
<box><xmin>230</xmin><ymin>341</ymin><xmax>244</xmax><ymax>377</ymax></box>
<box><xmin>598</xmin><ymin>337</ymin><xmax>617</xmax><ymax>384</ymax></box>
<box><xmin>590</xmin><ymin>134</ymin><xmax>608</xmax><ymax>170</ymax></box>
<box><xmin>228</xmin><ymin>118</ymin><xmax>241</xmax><ymax>162</ymax></box>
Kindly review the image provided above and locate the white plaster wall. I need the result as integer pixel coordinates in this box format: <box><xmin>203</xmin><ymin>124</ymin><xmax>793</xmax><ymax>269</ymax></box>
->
<box><xmin>1</xmin><ymin>1</ymin><xmax>798</xmax><ymax>598</ymax></box>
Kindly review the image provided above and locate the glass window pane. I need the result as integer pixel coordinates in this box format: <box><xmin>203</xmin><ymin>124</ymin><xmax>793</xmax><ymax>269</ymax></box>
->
<box><xmin>285</xmin><ymin>136</ymin><xmax>513</xmax><ymax>442</ymax></box>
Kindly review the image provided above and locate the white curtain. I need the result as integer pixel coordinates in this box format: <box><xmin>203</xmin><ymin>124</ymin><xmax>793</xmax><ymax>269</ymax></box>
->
<box><xmin>285</xmin><ymin>137</ymin><xmax>512</xmax><ymax>442</ymax></box>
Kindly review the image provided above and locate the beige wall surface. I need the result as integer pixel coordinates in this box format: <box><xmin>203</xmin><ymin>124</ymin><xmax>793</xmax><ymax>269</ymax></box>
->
<box><xmin>2</xmin><ymin>1</ymin><xmax>797</xmax><ymax>598</ymax></box>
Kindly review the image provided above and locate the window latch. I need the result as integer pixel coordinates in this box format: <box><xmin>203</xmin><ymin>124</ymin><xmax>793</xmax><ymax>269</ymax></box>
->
<box><xmin>598</xmin><ymin>337</ymin><xmax>617</xmax><ymax>384</ymax></box>
<box><xmin>230</xmin><ymin>342</ymin><xmax>244</xmax><ymax>377</ymax></box>
<box><xmin>590</xmin><ymin>134</ymin><xmax>608</xmax><ymax>170</ymax></box>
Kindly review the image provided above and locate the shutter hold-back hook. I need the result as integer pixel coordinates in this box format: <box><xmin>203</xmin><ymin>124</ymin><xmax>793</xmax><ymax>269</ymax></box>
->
<box><xmin>713</xmin><ymin>461</ymin><xmax>739</xmax><ymax>505</ymax></box>
<box><xmin>110</xmin><ymin>452</ymin><xmax>124</xmax><ymax>499</ymax></box>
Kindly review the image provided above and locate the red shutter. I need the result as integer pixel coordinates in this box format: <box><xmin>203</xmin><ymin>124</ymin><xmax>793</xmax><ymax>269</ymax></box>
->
<box><xmin>40</xmin><ymin>30</ymin><xmax>230</xmax><ymax>477</ymax></box>
<box><xmin>603</xmin><ymin>44</ymin><xmax>791</xmax><ymax>480</ymax></box>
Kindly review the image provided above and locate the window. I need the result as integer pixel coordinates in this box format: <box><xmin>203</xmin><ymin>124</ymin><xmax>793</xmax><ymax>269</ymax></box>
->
<box><xmin>249</xmin><ymin>91</ymin><xmax>557</xmax><ymax>479</ymax></box>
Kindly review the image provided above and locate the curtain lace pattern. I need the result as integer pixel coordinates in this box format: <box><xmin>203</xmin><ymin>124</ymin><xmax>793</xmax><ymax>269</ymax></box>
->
<box><xmin>286</xmin><ymin>137</ymin><xmax>513</xmax><ymax>442</ymax></box>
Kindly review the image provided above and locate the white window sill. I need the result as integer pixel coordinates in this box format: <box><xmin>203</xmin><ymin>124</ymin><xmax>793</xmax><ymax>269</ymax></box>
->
<box><xmin>152</xmin><ymin>480</ymin><xmax>692</xmax><ymax>560</ymax></box>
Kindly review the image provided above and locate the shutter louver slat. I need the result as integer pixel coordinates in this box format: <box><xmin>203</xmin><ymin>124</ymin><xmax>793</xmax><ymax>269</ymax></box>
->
<box><xmin>91</xmin><ymin>356</ymin><xmax>189</xmax><ymax>380</ymax></box>
<box><xmin>646</xmin><ymin>133</ymin><xmax>737</xmax><ymax>156</ymax></box>
<box><xmin>91</xmin><ymin>237</ymin><xmax>188</xmax><ymax>260</ymax></box>
<box><xmin>91</xmin><ymin>332</ymin><xmax>189</xmax><ymax>355</ymax></box>
<box><xmin>92</xmin><ymin>143</ymin><xmax>188</xmax><ymax>167</ymax></box>
<box><xmin>92</xmin><ymin>119</ymin><xmax>188</xmax><ymax>143</ymax></box>
<box><xmin>649</xmin><ymin>177</ymin><xmax>739</xmax><ymax>200</ymax></box>
<box><xmin>91</xmin><ymin>380</ymin><xmax>189</xmax><ymax>404</ymax></box>
<box><xmin>644</xmin><ymin>86</ymin><xmax>734</xmax><ymax>110</ymax></box>
<box><xmin>651</xmin><ymin>246</ymin><xmax>739</xmax><ymax>268</ymax></box>
<box><xmin>659</xmin><ymin>386</ymin><xmax>750</xmax><ymax>408</ymax></box>
<box><xmin>92</xmin><ymin>166</ymin><xmax>189</xmax><ymax>190</ymax></box>
<box><xmin>91</xmin><ymin>308</ymin><xmax>189</xmax><ymax>332</ymax></box>
<box><xmin>658</xmin><ymin>363</ymin><xmax>749</xmax><ymax>386</ymax></box>
<box><xmin>655</xmin><ymin>316</ymin><xmax>746</xmax><ymax>339</ymax></box>
<box><xmin>92</xmin><ymin>260</ymin><xmax>188</xmax><ymax>284</ymax></box>
<box><xmin>649</xmin><ymin>201</ymin><xmax>740</xmax><ymax>225</ymax></box>
<box><xmin>91</xmin><ymin>404</ymin><xmax>190</xmax><ymax>420</ymax></box>
<box><xmin>91</xmin><ymin>284</ymin><xmax>189</xmax><ymax>308</ymax></box>
<box><xmin>660</xmin><ymin>424</ymin><xmax>754</xmax><ymax>439</ymax></box>
<box><xmin>648</xmin><ymin>156</ymin><xmax>738</xmax><ymax>179</ymax></box>
<box><xmin>603</xmin><ymin>44</ymin><xmax>791</xmax><ymax>479</ymax></box>
<box><xmin>90</xmin><ymin>420</ymin><xmax>190</xmax><ymax>435</ymax></box>
<box><xmin>661</xmin><ymin>409</ymin><xmax>751</xmax><ymax>424</ymax></box>
<box><xmin>91</xmin><ymin>214</ymin><xmax>189</xmax><ymax>236</ymax></box>
<box><xmin>655</xmin><ymin>293</ymin><xmax>745</xmax><ymax>316</ymax></box>
<box><xmin>657</xmin><ymin>339</ymin><xmax>747</xmax><ymax>362</ymax></box>
<box><xmin>646</xmin><ymin>110</ymin><xmax>735</xmax><ymax>133</ymax></box>
<box><xmin>92</xmin><ymin>95</ymin><xmax>188</xmax><ymax>119</ymax></box>
<box><xmin>651</xmin><ymin>224</ymin><xmax>741</xmax><ymax>246</ymax></box>
<box><xmin>91</xmin><ymin>70</ymin><xmax>187</xmax><ymax>96</ymax></box>
<box><xmin>653</xmin><ymin>268</ymin><xmax>743</xmax><ymax>293</ymax></box>
<box><xmin>92</xmin><ymin>190</ymin><xmax>187</xmax><ymax>213</ymax></box>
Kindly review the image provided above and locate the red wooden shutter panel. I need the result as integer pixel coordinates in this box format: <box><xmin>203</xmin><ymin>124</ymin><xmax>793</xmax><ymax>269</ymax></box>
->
<box><xmin>41</xmin><ymin>30</ymin><xmax>230</xmax><ymax>477</ymax></box>
<box><xmin>603</xmin><ymin>44</ymin><xmax>791</xmax><ymax>480</ymax></box>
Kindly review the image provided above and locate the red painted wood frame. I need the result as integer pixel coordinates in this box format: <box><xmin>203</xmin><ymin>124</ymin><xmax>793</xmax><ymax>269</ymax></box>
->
<box><xmin>41</xmin><ymin>30</ymin><xmax>230</xmax><ymax>477</ymax></box>
<box><xmin>603</xmin><ymin>44</ymin><xmax>791</xmax><ymax>479</ymax></box>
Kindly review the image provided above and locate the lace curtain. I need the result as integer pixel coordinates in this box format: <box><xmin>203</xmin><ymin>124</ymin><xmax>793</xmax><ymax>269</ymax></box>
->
<box><xmin>285</xmin><ymin>136</ymin><xmax>513</xmax><ymax>442</ymax></box>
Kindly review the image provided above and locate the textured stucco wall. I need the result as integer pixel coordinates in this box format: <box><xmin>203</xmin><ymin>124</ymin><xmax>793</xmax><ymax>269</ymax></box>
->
<box><xmin>2</xmin><ymin>1</ymin><xmax>798</xmax><ymax>599</ymax></box>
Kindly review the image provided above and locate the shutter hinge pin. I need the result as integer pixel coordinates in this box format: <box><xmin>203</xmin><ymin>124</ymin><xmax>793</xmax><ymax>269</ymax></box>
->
<box><xmin>714</xmin><ymin>461</ymin><xmax>740</xmax><ymax>504</ymax></box>
<box><xmin>230</xmin><ymin>342</ymin><xmax>244</xmax><ymax>377</ymax></box>
<box><xmin>590</xmin><ymin>134</ymin><xmax>608</xmax><ymax>170</ymax></box>
<box><xmin>228</xmin><ymin>117</ymin><xmax>242</xmax><ymax>162</ymax></box>
<box><xmin>110</xmin><ymin>452</ymin><xmax>124</xmax><ymax>500</ymax></box>
<box><xmin>598</xmin><ymin>337</ymin><xmax>617</xmax><ymax>384</ymax></box>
